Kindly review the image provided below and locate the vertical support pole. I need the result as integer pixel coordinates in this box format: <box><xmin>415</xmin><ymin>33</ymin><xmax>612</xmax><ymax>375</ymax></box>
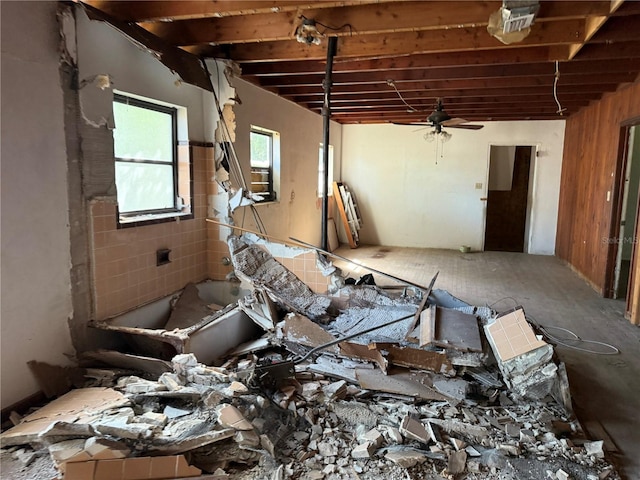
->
<box><xmin>321</xmin><ymin>37</ymin><xmax>338</xmax><ymax>252</ymax></box>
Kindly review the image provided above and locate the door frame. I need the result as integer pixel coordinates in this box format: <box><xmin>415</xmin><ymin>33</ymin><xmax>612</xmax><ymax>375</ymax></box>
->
<box><xmin>605</xmin><ymin>117</ymin><xmax>640</xmax><ymax>300</ymax></box>
<box><xmin>482</xmin><ymin>144</ymin><xmax>538</xmax><ymax>253</ymax></box>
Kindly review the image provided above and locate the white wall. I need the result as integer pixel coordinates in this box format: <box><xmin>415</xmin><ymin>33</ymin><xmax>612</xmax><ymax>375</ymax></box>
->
<box><xmin>341</xmin><ymin>120</ymin><xmax>565</xmax><ymax>254</ymax></box>
<box><xmin>1</xmin><ymin>1</ymin><xmax>75</xmax><ymax>407</ymax></box>
<box><xmin>76</xmin><ymin>7</ymin><xmax>209</xmax><ymax>142</ymax></box>
<box><xmin>231</xmin><ymin>78</ymin><xmax>343</xmax><ymax>245</ymax></box>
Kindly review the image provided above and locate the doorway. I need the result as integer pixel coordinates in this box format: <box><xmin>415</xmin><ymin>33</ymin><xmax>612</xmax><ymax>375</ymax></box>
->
<box><xmin>484</xmin><ymin>145</ymin><xmax>534</xmax><ymax>252</ymax></box>
<box><xmin>612</xmin><ymin>126</ymin><xmax>640</xmax><ymax>300</ymax></box>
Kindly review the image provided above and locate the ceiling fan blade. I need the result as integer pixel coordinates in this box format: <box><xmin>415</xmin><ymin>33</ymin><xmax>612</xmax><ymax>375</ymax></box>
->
<box><xmin>441</xmin><ymin>117</ymin><xmax>471</xmax><ymax>126</ymax></box>
<box><xmin>446</xmin><ymin>124</ymin><xmax>484</xmax><ymax>130</ymax></box>
<box><xmin>392</xmin><ymin>122</ymin><xmax>433</xmax><ymax>126</ymax></box>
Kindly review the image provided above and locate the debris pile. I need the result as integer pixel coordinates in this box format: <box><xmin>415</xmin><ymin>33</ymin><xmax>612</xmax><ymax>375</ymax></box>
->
<box><xmin>0</xmin><ymin>235</ymin><xmax>621</xmax><ymax>480</ymax></box>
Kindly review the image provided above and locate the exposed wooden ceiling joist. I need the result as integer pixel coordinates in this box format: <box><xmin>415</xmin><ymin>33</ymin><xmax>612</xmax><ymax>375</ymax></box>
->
<box><xmin>80</xmin><ymin>0</ymin><xmax>640</xmax><ymax>124</ymax></box>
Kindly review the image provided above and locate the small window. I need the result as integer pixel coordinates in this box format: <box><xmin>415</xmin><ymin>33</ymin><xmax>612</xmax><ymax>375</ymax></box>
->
<box><xmin>250</xmin><ymin>126</ymin><xmax>280</xmax><ymax>203</ymax></box>
<box><xmin>318</xmin><ymin>144</ymin><xmax>334</xmax><ymax>197</ymax></box>
<box><xmin>113</xmin><ymin>94</ymin><xmax>190</xmax><ymax>223</ymax></box>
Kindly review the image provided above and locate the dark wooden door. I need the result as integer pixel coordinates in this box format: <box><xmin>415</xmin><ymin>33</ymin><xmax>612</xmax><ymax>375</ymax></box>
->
<box><xmin>484</xmin><ymin>146</ymin><xmax>531</xmax><ymax>252</ymax></box>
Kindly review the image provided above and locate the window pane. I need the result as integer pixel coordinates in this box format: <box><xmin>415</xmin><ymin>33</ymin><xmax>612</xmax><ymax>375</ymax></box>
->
<box><xmin>250</xmin><ymin>131</ymin><xmax>271</xmax><ymax>168</ymax></box>
<box><xmin>113</xmin><ymin>102</ymin><xmax>173</xmax><ymax>162</ymax></box>
<box><xmin>115</xmin><ymin>162</ymin><xmax>174</xmax><ymax>213</ymax></box>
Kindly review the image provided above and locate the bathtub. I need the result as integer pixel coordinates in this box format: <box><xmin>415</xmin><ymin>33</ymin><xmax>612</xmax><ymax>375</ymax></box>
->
<box><xmin>89</xmin><ymin>280</ymin><xmax>263</xmax><ymax>366</ymax></box>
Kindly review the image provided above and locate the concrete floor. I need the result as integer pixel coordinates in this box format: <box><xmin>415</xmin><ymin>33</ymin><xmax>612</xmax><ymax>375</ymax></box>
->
<box><xmin>333</xmin><ymin>245</ymin><xmax>640</xmax><ymax>480</ymax></box>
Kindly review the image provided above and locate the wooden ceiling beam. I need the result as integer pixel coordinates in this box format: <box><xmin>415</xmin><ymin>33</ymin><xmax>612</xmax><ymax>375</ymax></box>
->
<box><xmin>253</xmin><ymin>61</ymin><xmax>639</xmax><ymax>87</ymax></box>
<box><xmin>140</xmin><ymin>1</ymin><xmax>611</xmax><ymax>47</ymax></box>
<box><xmin>277</xmin><ymin>81</ymin><xmax>627</xmax><ymax>97</ymax></box>
<box><xmin>296</xmin><ymin>91</ymin><xmax>603</xmax><ymax>104</ymax></box>
<box><xmin>311</xmin><ymin>103</ymin><xmax>588</xmax><ymax>114</ymax></box>
<box><xmin>292</xmin><ymin>84</ymin><xmax>618</xmax><ymax>103</ymax></box>
<box><xmin>142</xmin><ymin>1</ymin><xmax>499</xmax><ymax>46</ymax></box>
<box><xmin>240</xmin><ymin>47</ymin><xmax>555</xmax><ymax>76</ymax></box>
<box><xmin>80</xmin><ymin>1</ymin><xmax>388</xmax><ymax>22</ymax></box>
<box><xmin>305</xmin><ymin>97</ymin><xmax>591</xmax><ymax>108</ymax></box>
<box><xmin>588</xmin><ymin>14</ymin><xmax>640</xmax><ymax>42</ymax></box>
<box><xmin>197</xmin><ymin>19</ymin><xmax>587</xmax><ymax>62</ymax></box>
<box><xmin>332</xmin><ymin>111</ymin><xmax>576</xmax><ymax>122</ymax></box>
<box><xmin>240</xmin><ymin>40</ymin><xmax>640</xmax><ymax>76</ymax></box>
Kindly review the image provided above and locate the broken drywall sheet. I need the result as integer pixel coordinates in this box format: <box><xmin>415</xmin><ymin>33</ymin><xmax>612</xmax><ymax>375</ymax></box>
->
<box><xmin>80</xmin><ymin>350</ymin><xmax>173</xmax><ymax>378</ymax></box>
<box><xmin>238</xmin><ymin>289</ymin><xmax>278</xmax><ymax>331</ymax></box>
<box><xmin>355</xmin><ymin>368</ymin><xmax>449</xmax><ymax>402</ymax></box>
<box><xmin>78</xmin><ymin>73</ymin><xmax>115</xmax><ymax>129</ymax></box>
<box><xmin>280</xmin><ymin>313</ymin><xmax>339</xmax><ymax>354</ymax></box>
<box><xmin>228</xmin><ymin>236</ymin><xmax>331</xmax><ymax>320</ymax></box>
<box><xmin>58</xmin><ymin>5</ymin><xmax>78</xmax><ymax>66</ymax></box>
<box><xmin>330</xmin><ymin>305</ymin><xmax>418</xmax><ymax>344</ymax></box>
<box><xmin>0</xmin><ymin>388</ymin><xmax>129</xmax><ymax>447</ymax></box>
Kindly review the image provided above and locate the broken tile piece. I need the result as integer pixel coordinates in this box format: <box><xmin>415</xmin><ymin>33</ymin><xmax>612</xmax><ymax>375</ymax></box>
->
<box><xmin>163</xmin><ymin>405</ymin><xmax>191</xmax><ymax>419</ymax></box>
<box><xmin>399</xmin><ymin>416</ymin><xmax>429</xmax><ymax>443</ymax></box>
<box><xmin>450</xmin><ymin>437</ymin><xmax>466</xmax><ymax>451</ymax></box>
<box><xmin>351</xmin><ymin>441</ymin><xmax>375</xmax><ymax>459</ymax></box>
<box><xmin>224</xmin><ymin>381</ymin><xmax>249</xmax><ymax>397</ymax></box>
<box><xmin>322</xmin><ymin>380</ymin><xmax>347</xmax><ymax>400</ymax></box>
<box><xmin>362</xmin><ymin>428</ymin><xmax>383</xmax><ymax>448</ymax></box>
<box><xmin>235</xmin><ymin>429</ymin><xmax>260</xmax><ymax>447</ymax></box>
<box><xmin>385</xmin><ymin>449</ymin><xmax>427</xmax><ymax>468</ymax></box>
<box><xmin>217</xmin><ymin>404</ymin><xmax>253</xmax><ymax>431</ymax></box>
<box><xmin>140</xmin><ymin>412</ymin><xmax>168</xmax><ymax>427</ymax></box>
<box><xmin>584</xmin><ymin>440</ymin><xmax>605</xmax><ymax>459</ymax></box>
<box><xmin>447</xmin><ymin>450</ymin><xmax>467</xmax><ymax>474</ymax></box>
<box><xmin>433</xmin><ymin>377</ymin><xmax>470</xmax><ymax>401</ymax></box>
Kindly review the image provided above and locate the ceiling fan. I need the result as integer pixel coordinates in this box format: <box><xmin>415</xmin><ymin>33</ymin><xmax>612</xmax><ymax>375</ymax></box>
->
<box><xmin>394</xmin><ymin>99</ymin><xmax>484</xmax><ymax>134</ymax></box>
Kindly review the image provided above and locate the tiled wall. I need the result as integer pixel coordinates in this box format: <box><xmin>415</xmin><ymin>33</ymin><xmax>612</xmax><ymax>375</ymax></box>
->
<box><xmin>90</xmin><ymin>146</ymin><xmax>211</xmax><ymax>319</ymax></box>
<box><xmin>90</xmin><ymin>145</ymin><xmax>331</xmax><ymax>320</ymax></box>
<box><xmin>275</xmin><ymin>251</ymin><xmax>333</xmax><ymax>294</ymax></box>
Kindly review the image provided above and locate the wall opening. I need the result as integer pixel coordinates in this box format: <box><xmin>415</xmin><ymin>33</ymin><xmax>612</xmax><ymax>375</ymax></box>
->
<box><xmin>484</xmin><ymin>145</ymin><xmax>535</xmax><ymax>252</ymax></box>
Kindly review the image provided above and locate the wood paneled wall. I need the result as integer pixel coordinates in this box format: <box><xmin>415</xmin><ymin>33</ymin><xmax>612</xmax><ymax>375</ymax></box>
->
<box><xmin>556</xmin><ymin>80</ymin><xmax>640</xmax><ymax>296</ymax></box>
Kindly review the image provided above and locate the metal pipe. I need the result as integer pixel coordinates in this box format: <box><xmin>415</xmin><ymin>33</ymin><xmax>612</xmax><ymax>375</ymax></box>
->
<box><xmin>321</xmin><ymin>37</ymin><xmax>338</xmax><ymax>251</ymax></box>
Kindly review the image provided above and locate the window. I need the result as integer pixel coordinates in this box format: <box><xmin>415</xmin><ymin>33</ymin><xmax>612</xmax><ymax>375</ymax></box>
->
<box><xmin>113</xmin><ymin>93</ymin><xmax>190</xmax><ymax>223</ymax></box>
<box><xmin>318</xmin><ymin>143</ymin><xmax>334</xmax><ymax>197</ymax></box>
<box><xmin>250</xmin><ymin>126</ymin><xmax>280</xmax><ymax>202</ymax></box>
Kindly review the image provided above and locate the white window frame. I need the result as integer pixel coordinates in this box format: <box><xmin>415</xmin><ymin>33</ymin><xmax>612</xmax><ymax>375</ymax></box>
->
<box><xmin>250</xmin><ymin>125</ymin><xmax>280</xmax><ymax>203</ymax></box>
<box><xmin>113</xmin><ymin>92</ymin><xmax>191</xmax><ymax>226</ymax></box>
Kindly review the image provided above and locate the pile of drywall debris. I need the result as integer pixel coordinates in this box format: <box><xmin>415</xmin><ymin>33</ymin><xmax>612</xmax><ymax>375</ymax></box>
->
<box><xmin>0</xmin><ymin>235</ymin><xmax>620</xmax><ymax>480</ymax></box>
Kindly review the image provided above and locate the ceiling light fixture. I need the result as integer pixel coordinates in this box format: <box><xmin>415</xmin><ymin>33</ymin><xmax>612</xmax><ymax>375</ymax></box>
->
<box><xmin>295</xmin><ymin>18</ymin><xmax>324</xmax><ymax>45</ymax></box>
<box><xmin>487</xmin><ymin>0</ymin><xmax>539</xmax><ymax>45</ymax></box>
<box><xmin>424</xmin><ymin>130</ymin><xmax>452</xmax><ymax>143</ymax></box>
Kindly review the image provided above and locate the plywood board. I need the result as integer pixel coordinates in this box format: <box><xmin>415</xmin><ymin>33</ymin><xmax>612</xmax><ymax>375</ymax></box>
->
<box><xmin>419</xmin><ymin>306</ymin><xmax>482</xmax><ymax>352</ymax></box>
<box><xmin>419</xmin><ymin>304</ymin><xmax>436</xmax><ymax>347</ymax></box>
<box><xmin>435</xmin><ymin>308</ymin><xmax>483</xmax><ymax>352</ymax></box>
<box><xmin>339</xmin><ymin>342</ymin><xmax>388</xmax><ymax>373</ymax></box>
<box><xmin>372</xmin><ymin>343</ymin><xmax>456</xmax><ymax>377</ymax></box>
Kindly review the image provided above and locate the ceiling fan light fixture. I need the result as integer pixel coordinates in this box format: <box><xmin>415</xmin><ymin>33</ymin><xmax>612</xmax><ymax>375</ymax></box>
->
<box><xmin>424</xmin><ymin>130</ymin><xmax>452</xmax><ymax>143</ymax></box>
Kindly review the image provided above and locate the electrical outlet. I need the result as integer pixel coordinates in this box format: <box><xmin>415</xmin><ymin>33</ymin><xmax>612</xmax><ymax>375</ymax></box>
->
<box><xmin>475</xmin><ymin>183</ymin><xmax>483</xmax><ymax>189</ymax></box>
